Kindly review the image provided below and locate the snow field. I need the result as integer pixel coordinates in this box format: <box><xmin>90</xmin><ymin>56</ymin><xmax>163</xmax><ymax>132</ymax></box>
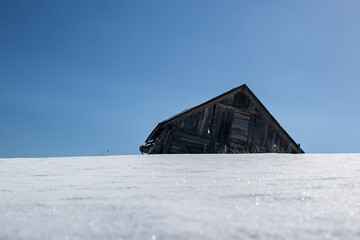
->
<box><xmin>0</xmin><ymin>154</ymin><xmax>360</xmax><ymax>240</ymax></box>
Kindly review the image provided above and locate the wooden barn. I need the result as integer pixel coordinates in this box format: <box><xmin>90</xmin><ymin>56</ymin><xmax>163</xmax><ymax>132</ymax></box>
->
<box><xmin>140</xmin><ymin>84</ymin><xmax>303</xmax><ymax>154</ymax></box>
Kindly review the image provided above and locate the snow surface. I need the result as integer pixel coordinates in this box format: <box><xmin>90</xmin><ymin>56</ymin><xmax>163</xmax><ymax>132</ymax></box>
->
<box><xmin>1</xmin><ymin>154</ymin><xmax>360</xmax><ymax>240</ymax></box>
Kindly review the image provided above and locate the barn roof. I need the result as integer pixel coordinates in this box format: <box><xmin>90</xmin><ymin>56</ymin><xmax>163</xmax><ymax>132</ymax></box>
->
<box><xmin>145</xmin><ymin>84</ymin><xmax>302</xmax><ymax>152</ymax></box>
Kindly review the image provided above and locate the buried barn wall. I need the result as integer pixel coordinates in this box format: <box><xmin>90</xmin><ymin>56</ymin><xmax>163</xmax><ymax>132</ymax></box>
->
<box><xmin>141</xmin><ymin>86</ymin><xmax>302</xmax><ymax>154</ymax></box>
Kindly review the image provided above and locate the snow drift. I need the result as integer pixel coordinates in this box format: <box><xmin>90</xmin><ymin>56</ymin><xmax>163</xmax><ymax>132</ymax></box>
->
<box><xmin>1</xmin><ymin>154</ymin><xmax>359</xmax><ymax>240</ymax></box>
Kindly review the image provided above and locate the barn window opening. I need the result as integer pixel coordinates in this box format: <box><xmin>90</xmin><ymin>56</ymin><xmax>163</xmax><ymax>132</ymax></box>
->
<box><xmin>207</xmin><ymin>120</ymin><xmax>212</xmax><ymax>135</ymax></box>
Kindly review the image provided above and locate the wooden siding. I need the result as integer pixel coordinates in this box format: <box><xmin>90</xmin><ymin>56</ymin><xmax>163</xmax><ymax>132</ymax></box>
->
<box><xmin>140</xmin><ymin>85</ymin><xmax>303</xmax><ymax>154</ymax></box>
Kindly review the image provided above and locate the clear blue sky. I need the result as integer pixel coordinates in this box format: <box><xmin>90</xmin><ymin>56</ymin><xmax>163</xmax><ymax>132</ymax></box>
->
<box><xmin>1</xmin><ymin>0</ymin><xmax>360</xmax><ymax>157</ymax></box>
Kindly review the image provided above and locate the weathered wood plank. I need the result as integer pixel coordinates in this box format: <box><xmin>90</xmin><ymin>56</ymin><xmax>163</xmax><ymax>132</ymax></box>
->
<box><xmin>216</xmin><ymin>103</ymin><xmax>252</xmax><ymax>116</ymax></box>
<box><xmin>233</xmin><ymin>91</ymin><xmax>251</xmax><ymax>110</ymax></box>
<box><xmin>210</xmin><ymin>105</ymin><xmax>234</xmax><ymax>153</ymax></box>
<box><xmin>230</xmin><ymin>132</ymin><xmax>247</xmax><ymax>142</ymax></box>
<box><xmin>233</xmin><ymin>112</ymin><xmax>251</xmax><ymax>120</ymax></box>
<box><xmin>220</xmin><ymin>95</ymin><xmax>234</xmax><ymax>105</ymax></box>
<box><xmin>232</xmin><ymin>119</ymin><xmax>249</xmax><ymax>130</ymax></box>
<box><xmin>231</xmin><ymin>128</ymin><xmax>248</xmax><ymax>136</ymax></box>
<box><xmin>171</xmin><ymin>133</ymin><xmax>191</xmax><ymax>153</ymax></box>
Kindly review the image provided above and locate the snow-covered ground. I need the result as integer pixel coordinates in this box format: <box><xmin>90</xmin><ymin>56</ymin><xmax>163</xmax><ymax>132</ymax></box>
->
<box><xmin>1</xmin><ymin>154</ymin><xmax>359</xmax><ymax>240</ymax></box>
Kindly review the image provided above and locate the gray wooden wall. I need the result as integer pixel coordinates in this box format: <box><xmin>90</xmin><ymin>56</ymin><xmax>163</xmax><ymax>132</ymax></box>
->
<box><xmin>147</xmin><ymin>90</ymin><xmax>300</xmax><ymax>154</ymax></box>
